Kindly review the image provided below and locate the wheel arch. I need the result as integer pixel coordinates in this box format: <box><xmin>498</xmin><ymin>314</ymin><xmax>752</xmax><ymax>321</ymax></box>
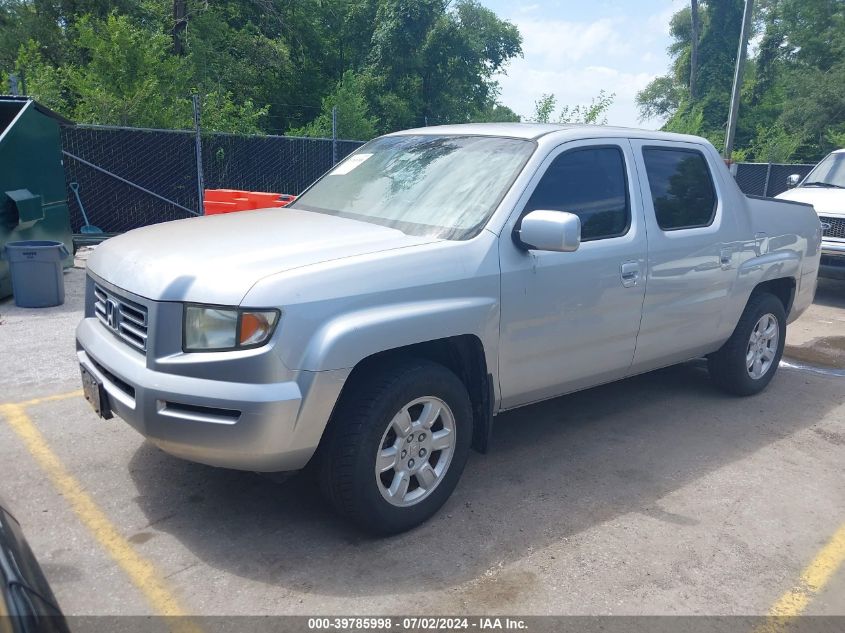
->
<box><xmin>752</xmin><ymin>276</ymin><xmax>796</xmax><ymax>316</ymax></box>
<box><xmin>327</xmin><ymin>335</ymin><xmax>494</xmax><ymax>455</ymax></box>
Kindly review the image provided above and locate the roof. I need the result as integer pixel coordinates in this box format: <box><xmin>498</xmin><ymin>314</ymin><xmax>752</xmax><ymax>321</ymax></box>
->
<box><xmin>388</xmin><ymin>122</ymin><xmax>708</xmax><ymax>145</ymax></box>
<box><xmin>0</xmin><ymin>96</ymin><xmax>75</xmax><ymax>126</ymax></box>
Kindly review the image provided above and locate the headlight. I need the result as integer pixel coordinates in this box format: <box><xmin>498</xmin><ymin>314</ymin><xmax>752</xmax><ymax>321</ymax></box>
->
<box><xmin>183</xmin><ymin>305</ymin><xmax>279</xmax><ymax>351</ymax></box>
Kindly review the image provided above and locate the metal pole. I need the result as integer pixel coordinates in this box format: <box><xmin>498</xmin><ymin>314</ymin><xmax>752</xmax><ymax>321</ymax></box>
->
<box><xmin>62</xmin><ymin>151</ymin><xmax>200</xmax><ymax>216</ymax></box>
<box><xmin>192</xmin><ymin>94</ymin><xmax>205</xmax><ymax>215</ymax></box>
<box><xmin>724</xmin><ymin>0</ymin><xmax>754</xmax><ymax>159</ymax></box>
<box><xmin>9</xmin><ymin>74</ymin><xmax>19</xmax><ymax>96</ymax></box>
<box><xmin>763</xmin><ymin>162</ymin><xmax>773</xmax><ymax>197</ymax></box>
<box><xmin>331</xmin><ymin>106</ymin><xmax>338</xmax><ymax>165</ymax></box>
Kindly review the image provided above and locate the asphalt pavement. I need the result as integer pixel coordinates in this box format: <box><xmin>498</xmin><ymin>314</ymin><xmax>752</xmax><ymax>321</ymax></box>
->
<box><xmin>0</xmin><ymin>266</ymin><xmax>842</xmax><ymax>618</ymax></box>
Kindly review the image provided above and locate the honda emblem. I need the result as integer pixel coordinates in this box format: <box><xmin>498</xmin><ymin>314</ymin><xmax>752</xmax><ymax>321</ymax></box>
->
<box><xmin>105</xmin><ymin>298</ymin><xmax>120</xmax><ymax>331</ymax></box>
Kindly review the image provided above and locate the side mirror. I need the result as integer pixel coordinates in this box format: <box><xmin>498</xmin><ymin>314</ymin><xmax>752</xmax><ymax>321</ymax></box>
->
<box><xmin>516</xmin><ymin>210</ymin><xmax>581</xmax><ymax>253</ymax></box>
<box><xmin>786</xmin><ymin>174</ymin><xmax>802</xmax><ymax>188</ymax></box>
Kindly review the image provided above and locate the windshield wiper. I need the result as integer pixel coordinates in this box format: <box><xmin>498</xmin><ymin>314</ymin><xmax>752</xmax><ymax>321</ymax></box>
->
<box><xmin>802</xmin><ymin>181</ymin><xmax>845</xmax><ymax>189</ymax></box>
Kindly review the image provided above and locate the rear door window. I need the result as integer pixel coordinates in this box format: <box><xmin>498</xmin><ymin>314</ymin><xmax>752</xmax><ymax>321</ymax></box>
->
<box><xmin>642</xmin><ymin>148</ymin><xmax>717</xmax><ymax>230</ymax></box>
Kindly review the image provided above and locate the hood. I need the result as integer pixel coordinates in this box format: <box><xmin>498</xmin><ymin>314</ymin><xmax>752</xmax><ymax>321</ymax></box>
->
<box><xmin>87</xmin><ymin>208</ymin><xmax>439</xmax><ymax>304</ymax></box>
<box><xmin>775</xmin><ymin>187</ymin><xmax>845</xmax><ymax>216</ymax></box>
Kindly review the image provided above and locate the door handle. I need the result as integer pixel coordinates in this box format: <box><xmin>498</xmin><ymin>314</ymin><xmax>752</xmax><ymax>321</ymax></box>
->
<box><xmin>620</xmin><ymin>261</ymin><xmax>640</xmax><ymax>287</ymax></box>
<box><xmin>720</xmin><ymin>248</ymin><xmax>732</xmax><ymax>269</ymax></box>
<box><xmin>754</xmin><ymin>232</ymin><xmax>767</xmax><ymax>256</ymax></box>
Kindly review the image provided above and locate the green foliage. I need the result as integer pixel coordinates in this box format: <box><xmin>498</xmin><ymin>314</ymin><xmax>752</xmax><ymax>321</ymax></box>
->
<box><xmin>199</xmin><ymin>92</ymin><xmax>269</xmax><ymax>136</ymax></box>
<box><xmin>14</xmin><ymin>41</ymin><xmax>65</xmax><ymax>111</ymax></box>
<box><xmin>532</xmin><ymin>94</ymin><xmax>556</xmax><ymax>123</ymax></box>
<box><xmin>10</xmin><ymin>10</ymin><xmax>269</xmax><ymax>133</ymax></box>
<box><xmin>826</xmin><ymin>126</ymin><xmax>845</xmax><ymax>150</ymax></box>
<box><xmin>289</xmin><ymin>71</ymin><xmax>378</xmax><ymax>140</ymax></box>
<box><xmin>468</xmin><ymin>99</ymin><xmax>521</xmax><ymax>123</ymax></box>
<box><xmin>638</xmin><ymin>0</ymin><xmax>845</xmax><ymax>162</ymax></box>
<box><xmin>748</xmin><ymin>123</ymin><xmax>803</xmax><ymax>162</ymax></box>
<box><xmin>66</xmin><ymin>13</ymin><xmax>188</xmax><ymax>127</ymax></box>
<box><xmin>530</xmin><ymin>91</ymin><xmax>615</xmax><ymax>125</ymax></box>
<box><xmin>636</xmin><ymin>76</ymin><xmax>682</xmax><ymax>122</ymax></box>
<box><xmin>1</xmin><ymin>0</ymin><xmax>522</xmax><ymax>138</ymax></box>
<box><xmin>558</xmin><ymin>90</ymin><xmax>615</xmax><ymax>125</ymax></box>
<box><xmin>362</xmin><ymin>0</ymin><xmax>522</xmax><ymax>130</ymax></box>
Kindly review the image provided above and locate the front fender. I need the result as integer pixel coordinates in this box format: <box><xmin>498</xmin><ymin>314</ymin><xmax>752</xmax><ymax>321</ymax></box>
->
<box><xmin>296</xmin><ymin>297</ymin><xmax>499</xmax><ymax>372</ymax></box>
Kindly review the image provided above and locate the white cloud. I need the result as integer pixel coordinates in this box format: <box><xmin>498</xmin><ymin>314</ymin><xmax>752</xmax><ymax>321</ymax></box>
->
<box><xmin>497</xmin><ymin>63</ymin><xmax>657</xmax><ymax>128</ymax></box>
<box><xmin>515</xmin><ymin>17</ymin><xmax>629</xmax><ymax>65</ymax></box>
<box><xmin>491</xmin><ymin>5</ymin><xmax>681</xmax><ymax>129</ymax></box>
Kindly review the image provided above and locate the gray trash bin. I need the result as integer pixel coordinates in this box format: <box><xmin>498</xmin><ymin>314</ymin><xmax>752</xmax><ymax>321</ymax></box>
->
<box><xmin>3</xmin><ymin>240</ymin><xmax>69</xmax><ymax>308</ymax></box>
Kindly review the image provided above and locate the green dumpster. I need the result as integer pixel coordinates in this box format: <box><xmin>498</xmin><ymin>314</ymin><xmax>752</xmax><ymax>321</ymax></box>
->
<box><xmin>0</xmin><ymin>96</ymin><xmax>74</xmax><ymax>300</ymax></box>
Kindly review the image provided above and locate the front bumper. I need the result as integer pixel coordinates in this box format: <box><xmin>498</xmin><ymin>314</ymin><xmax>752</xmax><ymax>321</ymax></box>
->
<box><xmin>76</xmin><ymin>317</ymin><xmax>348</xmax><ymax>472</ymax></box>
<box><xmin>820</xmin><ymin>240</ymin><xmax>845</xmax><ymax>280</ymax></box>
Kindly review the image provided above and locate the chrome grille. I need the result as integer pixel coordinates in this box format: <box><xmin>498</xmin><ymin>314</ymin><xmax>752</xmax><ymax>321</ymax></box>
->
<box><xmin>93</xmin><ymin>284</ymin><xmax>149</xmax><ymax>353</ymax></box>
<box><xmin>819</xmin><ymin>216</ymin><xmax>845</xmax><ymax>239</ymax></box>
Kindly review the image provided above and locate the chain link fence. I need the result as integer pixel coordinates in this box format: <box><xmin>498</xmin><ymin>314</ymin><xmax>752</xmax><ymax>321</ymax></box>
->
<box><xmin>734</xmin><ymin>162</ymin><xmax>816</xmax><ymax>198</ymax></box>
<box><xmin>60</xmin><ymin>123</ymin><xmax>820</xmax><ymax>235</ymax></box>
<box><xmin>62</xmin><ymin>124</ymin><xmax>364</xmax><ymax>234</ymax></box>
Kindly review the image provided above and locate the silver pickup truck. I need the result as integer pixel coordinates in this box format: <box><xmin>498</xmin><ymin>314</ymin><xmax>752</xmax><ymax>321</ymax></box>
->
<box><xmin>76</xmin><ymin>124</ymin><xmax>821</xmax><ymax>534</ymax></box>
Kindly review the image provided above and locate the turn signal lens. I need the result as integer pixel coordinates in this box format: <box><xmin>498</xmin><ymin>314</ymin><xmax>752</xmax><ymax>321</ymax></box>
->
<box><xmin>239</xmin><ymin>311</ymin><xmax>278</xmax><ymax>346</ymax></box>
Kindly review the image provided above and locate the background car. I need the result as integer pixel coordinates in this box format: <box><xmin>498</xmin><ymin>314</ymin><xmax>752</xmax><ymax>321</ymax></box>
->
<box><xmin>777</xmin><ymin>149</ymin><xmax>845</xmax><ymax>280</ymax></box>
<box><xmin>0</xmin><ymin>499</ymin><xmax>69</xmax><ymax>633</ymax></box>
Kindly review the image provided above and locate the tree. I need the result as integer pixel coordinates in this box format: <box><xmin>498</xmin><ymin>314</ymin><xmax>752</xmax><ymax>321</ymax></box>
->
<box><xmin>14</xmin><ymin>12</ymin><xmax>268</xmax><ymax>133</ymax></box>
<box><xmin>289</xmin><ymin>71</ymin><xmax>378</xmax><ymax>140</ymax></box>
<box><xmin>558</xmin><ymin>90</ymin><xmax>615</xmax><ymax>124</ymax></box>
<box><xmin>530</xmin><ymin>91</ymin><xmax>615</xmax><ymax>124</ymax></box>
<box><xmin>2</xmin><ymin>0</ymin><xmax>523</xmax><ymax>136</ymax></box>
<box><xmin>532</xmin><ymin>94</ymin><xmax>556</xmax><ymax>123</ymax></box>
<box><xmin>636</xmin><ymin>77</ymin><xmax>682</xmax><ymax>122</ymax></box>
<box><xmin>362</xmin><ymin>0</ymin><xmax>522</xmax><ymax>131</ymax></box>
<box><xmin>634</xmin><ymin>0</ymin><xmax>840</xmax><ymax>160</ymax></box>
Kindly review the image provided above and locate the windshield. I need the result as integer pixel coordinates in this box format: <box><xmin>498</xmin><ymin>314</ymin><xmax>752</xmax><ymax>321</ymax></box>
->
<box><xmin>291</xmin><ymin>135</ymin><xmax>535</xmax><ymax>239</ymax></box>
<box><xmin>802</xmin><ymin>152</ymin><xmax>845</xmax><ymax>188</ymax></box>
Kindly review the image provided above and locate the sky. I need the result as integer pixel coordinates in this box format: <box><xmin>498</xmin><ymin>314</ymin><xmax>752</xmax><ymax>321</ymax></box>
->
<box><xmin>480</xmin><ymin>0</ymin><xmax>687</xmax><ymax>129</ymax></box>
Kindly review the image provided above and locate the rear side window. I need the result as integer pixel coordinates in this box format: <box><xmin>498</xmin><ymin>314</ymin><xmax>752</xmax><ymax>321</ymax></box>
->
<box><xmin>522</xmin><ymin>146</ymin><xmax>630</xmax><ymax>241</ymax></box>
<box><xmin>642</xmin><ymin>148</ymin><xmax>717</xmax><ymax>230</ymax></box>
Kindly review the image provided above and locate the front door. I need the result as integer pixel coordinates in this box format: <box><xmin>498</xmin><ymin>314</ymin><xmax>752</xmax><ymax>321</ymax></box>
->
<box><xmin>498</xmin><ymin>139</ymin><xmax>648</xmax><ymax>409</ymax></box>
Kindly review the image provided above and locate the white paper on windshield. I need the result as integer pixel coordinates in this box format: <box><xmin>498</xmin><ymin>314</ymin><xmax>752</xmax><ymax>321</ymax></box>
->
<box><xmin>329</xmin><ymin>153</ymin><xmax>373</xmax><ymax>175</ymax></box>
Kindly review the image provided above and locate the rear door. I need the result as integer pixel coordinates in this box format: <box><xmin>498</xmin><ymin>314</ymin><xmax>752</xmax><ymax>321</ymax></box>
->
<box><xmin>628</xmin><ymin>140</ymin><xmax>738</xmax><ymax>371</ymax></box>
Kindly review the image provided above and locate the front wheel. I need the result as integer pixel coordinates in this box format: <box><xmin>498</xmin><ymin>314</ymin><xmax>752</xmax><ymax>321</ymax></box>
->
<box><xmin>318</xmin><ymin>359</ymin><xmax>473</xmax><ymax>534</ymax></box>
<box><xmin>708</xmin><ymin>292</ymin><xmax>786</xmax><ymax>396</ymax></box>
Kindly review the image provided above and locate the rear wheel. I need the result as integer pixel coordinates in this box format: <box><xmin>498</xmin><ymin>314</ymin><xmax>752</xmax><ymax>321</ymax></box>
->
<box><xmin>319</xmin><ymin>359</ymin><xmax>473</xmax><ymax>534</ymax></box>
<box><xmin>708</xmin><ymin>292</ymin><xmax>786</xmax><ymax>396</ymax></box>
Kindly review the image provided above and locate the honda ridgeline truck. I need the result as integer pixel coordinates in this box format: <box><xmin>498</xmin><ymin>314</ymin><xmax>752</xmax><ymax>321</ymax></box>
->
<box><xmin>76</xmin><ymin>124</ymin><xmax>822</xmax><ymax>534</ymax></box>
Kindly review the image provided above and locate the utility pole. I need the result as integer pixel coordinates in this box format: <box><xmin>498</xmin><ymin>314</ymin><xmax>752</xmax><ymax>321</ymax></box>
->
<box><xmin>724</xmin><ymin>0</ymin><xmax>754</xmax><ymax>159</ymax></box>
<box><xmin>689</xmin><ymin>0</ymin><xmax>700</xmax><ymax>99</ymax></box>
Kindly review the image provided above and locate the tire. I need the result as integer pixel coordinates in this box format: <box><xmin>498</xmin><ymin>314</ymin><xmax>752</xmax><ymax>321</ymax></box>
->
<box><xmin>707</xmin><ymin>292</ymin><xmax>786</xmax><ymax>396</ymax></box>
<box><xmin>318</xmin><ymin>358</ymin><xmax>473</xmax><ymax>535</ymax></box>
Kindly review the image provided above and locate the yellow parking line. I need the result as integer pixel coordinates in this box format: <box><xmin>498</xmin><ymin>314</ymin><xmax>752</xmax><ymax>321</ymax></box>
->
<box><xmin>0</xmin><ymin>402</ymin><xmax>200</xmax><ymax>631</ymax></box>
<box><xmin>2</xmin><ymin>389</ymin><xmax>83</xmax><ymax>407</ymax></box>
<box><xmin>756</xmin><ymin>522</ymin><xmax>845</xmax><ymax>633</ymax></box>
